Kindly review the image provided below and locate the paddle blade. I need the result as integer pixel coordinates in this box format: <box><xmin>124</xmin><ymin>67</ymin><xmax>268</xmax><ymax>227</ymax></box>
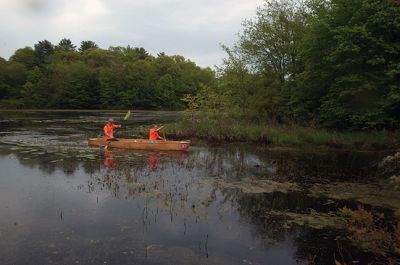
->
<box><xmin>123</xmin><ymin>110</ymin><xmax>132</xmax><ymax>121</ymax></box>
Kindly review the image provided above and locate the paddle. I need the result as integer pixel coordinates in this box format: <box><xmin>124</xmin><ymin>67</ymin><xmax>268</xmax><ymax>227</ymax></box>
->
<box><xmin>122</xmin><ymin>109</ymin><xmax>134</xmax><ymax>136</ymax></box>
<box><xmin>156</xmin><ymin>125</ymin><xmax>167</xmax><ymax>141</ymax></box>
<box><xmin>123</xmin><ymin>110</ymin><xmax>132</xmax><ymax>121</ymax></box>
<box><xmin>162</xmin><ymin>126</ymin><xmax>167</xmax><ymax>141</ymax></box>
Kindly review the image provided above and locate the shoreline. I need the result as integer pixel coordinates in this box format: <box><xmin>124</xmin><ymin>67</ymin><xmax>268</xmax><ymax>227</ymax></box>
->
<box><xmin>2</xmin><ymin>109</ymin><xmax>399</xmax><ymax>151</ymax></box>
<box><xmin>166</xmin><ymin>122</ymin><xmax>400</xmax><ymax>151</ymax></box>
<box><xmin>168</xmin><ymin>136</ymin><xmax>399</xmax><ymax>153</ymax></box>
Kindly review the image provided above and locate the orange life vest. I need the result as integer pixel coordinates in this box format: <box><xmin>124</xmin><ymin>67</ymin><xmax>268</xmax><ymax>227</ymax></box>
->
<box><xmin>103</xmin><ymin>123</ymin><xmax>118</xmax><ymax>140</ymax></box>
<box><xmin>149</xmin><ymin>128</ymin><xmax>160</xmax><ymax>140</ymax></box>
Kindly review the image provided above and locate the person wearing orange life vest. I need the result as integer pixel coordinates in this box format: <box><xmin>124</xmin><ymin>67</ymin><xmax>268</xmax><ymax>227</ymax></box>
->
<box><xmin>103</xmin><ymin>118</ymin><xmax>121</xmax><ymax>141</ymax></box>
<box><xmin>149</xmin><ymin>124</ymin><xmax>164</xmax><ymax>142</ymax></box>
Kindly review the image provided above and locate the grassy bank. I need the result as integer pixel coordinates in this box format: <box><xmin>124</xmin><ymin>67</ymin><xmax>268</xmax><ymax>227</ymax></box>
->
<box><xmin>163</xmin><ymin>113</ymin><xmax>400</xmax><ymax>150</ymax></box>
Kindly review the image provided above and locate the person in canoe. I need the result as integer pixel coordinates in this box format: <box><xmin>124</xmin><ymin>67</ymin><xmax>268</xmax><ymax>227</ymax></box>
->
<box><xmin>103</xmin><ymin>118</ymin><xmax>121</xmax><ymax>142</ymax></box>
<box><xmin>149</xmin><ymin>124</ymin><xmax>165</xmax><ymax>142</ymax></box>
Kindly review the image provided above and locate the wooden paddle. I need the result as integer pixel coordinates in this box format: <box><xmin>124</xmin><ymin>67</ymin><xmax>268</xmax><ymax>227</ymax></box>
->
<box><xmin>123</xmin><ymin>110</ymin><xmax>132</xmax><ymax>121</ymax></box>
<box><xmin>116</xmin><ymin>110</ymin><xmax>134</xmax><ymax>136</ymax></box>
<box><xmin>157</xmin><ymin>125</ymin><xmax>167</xmax><ymax>141</ymax></box>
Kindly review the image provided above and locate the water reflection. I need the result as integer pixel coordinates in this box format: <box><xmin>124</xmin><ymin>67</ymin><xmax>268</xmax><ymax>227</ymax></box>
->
<box><xmin>103</xmin><ymin>150</ymin><xmax>116</xmax><ymax>168</ymax></box>
<box><xmin>0</xmin><ymin>143</ymin><xmax>387</xmax><ymax>264</ymax></box>
<box><xmin>0</xmin><ymin>142</ymin><xmax>382</xmax><ymax>184</ymax></box>
<box><xmin>0</xmin><ymin>110</ymin><xmax>395</xmax><ymax>265</ymax></box>
<box><xmin>148</xmin><ymin>154</ymin><xmax>158</xmax><ymax>171</ymax></box>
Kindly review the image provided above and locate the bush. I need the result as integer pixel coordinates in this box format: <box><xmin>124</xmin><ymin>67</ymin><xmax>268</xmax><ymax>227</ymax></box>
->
<box><xmin>0</xmin><ymin>99</ymin><xmax>25</xmax><ymax>109</ymax></box>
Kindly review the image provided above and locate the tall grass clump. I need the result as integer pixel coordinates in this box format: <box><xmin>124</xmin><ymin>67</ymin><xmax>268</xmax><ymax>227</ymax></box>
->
<box><xmin>166</xmin><ymin>111</ymin><xmax>400</xmax><ymax>149</ymax></box>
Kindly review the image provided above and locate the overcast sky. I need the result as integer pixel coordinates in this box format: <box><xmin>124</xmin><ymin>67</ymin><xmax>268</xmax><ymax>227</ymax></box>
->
<box><xmin>0</xmin><ymin>0</ymin><xmax>263</xmax><ymax>68</ymax></box>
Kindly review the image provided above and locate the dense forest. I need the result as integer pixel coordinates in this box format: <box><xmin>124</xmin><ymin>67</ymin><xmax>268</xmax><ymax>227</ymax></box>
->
<box><xmin>0</xmin><ymin>40</ymin><xmax>215</xmax><ymax>110</ymax></box>
<box><xmin>1</xmin><ymin>0</ymin><xmax>399</xmax><ymax>130</ymax></box>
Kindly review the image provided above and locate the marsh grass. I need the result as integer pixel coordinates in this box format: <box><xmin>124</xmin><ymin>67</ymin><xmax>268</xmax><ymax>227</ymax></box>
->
<box><xmin>165</xmin><ymin>111</ymin><xmax>400</xmax><ymax>149</ymax></box>
<box><xmin>338</xmin><ymin>206</ymin><xmax>400</xmax><ymax>258</ymax></box>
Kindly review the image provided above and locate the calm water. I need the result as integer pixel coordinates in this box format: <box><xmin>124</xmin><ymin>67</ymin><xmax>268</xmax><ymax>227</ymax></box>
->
<box><xmin>0</xmin><ymin>110</ymin><xmax>396</xmax><ymax>265</ymax></box>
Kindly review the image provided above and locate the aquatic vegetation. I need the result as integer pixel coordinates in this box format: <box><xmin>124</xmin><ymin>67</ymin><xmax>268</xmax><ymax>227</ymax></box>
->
<box><xmin>309</xmin><ymin>182</ymin><xmax>400</xmax><ymax>209</ymax></box>
<box><xmin>268</xmin><ymin>210</ymin><xmax>346</xmax><ymax>230</ymax></box>
<box><xmin>2</xmin><ymin>110</ymin><xmax>400</xmax><ymax>265</ymax></box>
<box><xmin>213</xmin><ymin>177</ymin><xmax>300</xmax><ymax>194</ymax></box>
<box><xmin>168</xmin><ymin>112</ymin><xmax>400</xmax><ymax>148</ymax></box>
<box><xmin>338</xmin><ymin>205</ymin><xmax>400</xmax><ymax>258</ymax></box>
<box><xmin>389</xmin><ymin>175</ymin><xmax>400</xmax><ymax>190</ymax></box>
<box><xmin>379</xmin><ymin>152</ymin><xmax>400</xmax><ymax>167</ymax></box>
<box><xmin>379</xmin><ymin>152</ymin><xmax>400</xmax><ymax>180</ymax></box>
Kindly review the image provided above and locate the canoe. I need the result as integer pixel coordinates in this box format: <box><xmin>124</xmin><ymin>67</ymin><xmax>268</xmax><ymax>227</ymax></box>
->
<box><xmin>88</xmin><ymin>138</ymin><xmax>190</xmax><ymax>151</ymax></box>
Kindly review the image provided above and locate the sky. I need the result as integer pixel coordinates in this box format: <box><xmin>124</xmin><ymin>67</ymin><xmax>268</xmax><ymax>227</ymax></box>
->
<box><xmin>0</xmin><ymin>0</ymin><xmax>263</xmax><ymax>68</ymax></box>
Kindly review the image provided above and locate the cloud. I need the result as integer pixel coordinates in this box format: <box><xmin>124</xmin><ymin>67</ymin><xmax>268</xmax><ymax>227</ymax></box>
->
<box><xmin>0</xmin><ymin>0</ymin><xmax>262</xmax><ymax>67</ymax></box>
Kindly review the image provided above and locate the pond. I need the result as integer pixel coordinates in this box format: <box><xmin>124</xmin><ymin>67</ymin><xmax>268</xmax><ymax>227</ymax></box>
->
<box><xmin>0</xmin><ymin>110</ymin><xmax>398</xmax><ymax>265</ymax></box>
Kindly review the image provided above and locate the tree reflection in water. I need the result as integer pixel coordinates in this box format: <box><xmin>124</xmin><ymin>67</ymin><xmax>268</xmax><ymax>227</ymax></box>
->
<box><xmin>0</xmin><ymin>142</ymin><xmax>392</xmax><ymax>264</ymax></box>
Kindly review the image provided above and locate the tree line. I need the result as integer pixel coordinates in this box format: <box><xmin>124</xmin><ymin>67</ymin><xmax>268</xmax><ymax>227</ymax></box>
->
<box><xmin>193</xmin><ymin>0</ymin><xmax>400</xmax><ymax>129</ymax></box>
<box><xmin>1</xmin><ymin>0</ymin><xmax>399</xmax><ymax>130</ymax></box>
<box><xmin>0</xmin><ymin>39</ymin><xmax>215</xmax><ymax>109</ymax></box>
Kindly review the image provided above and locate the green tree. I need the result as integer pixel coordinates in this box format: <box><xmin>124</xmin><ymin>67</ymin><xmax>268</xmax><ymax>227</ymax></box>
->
<box><xmin>217</xmin><ymin>46</ymin><xmax>267</xmax><ymax>119</ymax></box>
<box><xmin>158</xmin><ymin>55</ymin><xmax>214</xmax><ymax>109</ymax></box>
<box><xmin>134</xmin><ymin>47</ymin><xmax>149</xmax><ymax>60</ymax></box>
<box><xmin>50</xmin><ymin>49</ymin><xmax>82</xmax><ymax>64</ymax></box>
<box><xmin>155</xmin><ymin>74</ymin><xmax>174</xmax><ymax>108</ymax></box>
<box><xmin>108</xmin><ymin>46</ymin><xmax>153</xmax><ymax>62</ymax></box>
<box><xmin>79</xmin><ymin>40</ymin><xmax>99</xmax><ymax>52</ymax></box>
<box><xmin>82</xmin><ymin>48</ymin><xmax>114</xmax><ymax>68</ymax></box>
<box><xmin>0</xmin><ymin>60</ymin><xmax>27</xmax><ymax>99</ymax></box>
<box><xmin>98</xmin><ymin>66</ymin><xmax>125</xmax><ymax>108</ymax></box>
<box><xmin>9</xmin><ymin>47</ymin><xmax>36</xmax><ymax>69</ymax></box>
<box><xmin>213</xmin><ymin>0</ymin><xmax>308</xmax><ymax>122</ymax></box>
<box><xmin>300</xmin><ymin>0</ymin><xmax>400</xmax><ymax>128</ymax></box>
<box><xmin>238</xmin><ymin>0</ymin><xmax>307</xmax><ymax>83</ymax></box>
<box><xmin>34</xmin><ymin>40</ymin><xmax>54</xmax><ymax>66</ymax></box>
<box><xmin>121</xmin><ymin>60</ymin><xmax>158</xmax><ymax>108</ymax></box>
<box><xmin>56</xmin><ymin>38</ymin><xmax>76</xmax><ymax>52</ymax></box>
<box><xmin>47</xmin><ymin>61</ymin><xmax>94</xmax><ymax>108</ymax></box>
<box><xmin>21</xmin><ymin>67</ymin><xmax>51</xmax><ymax>107</ymax></box>
<box><xmin>1</xmin><ymin>40</ymin><xmax>216</xmax><ymax>110</ymax></box>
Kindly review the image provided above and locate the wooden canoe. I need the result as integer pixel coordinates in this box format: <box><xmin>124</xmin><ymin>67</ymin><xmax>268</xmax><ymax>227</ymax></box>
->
<box><xmin>88</xmin><ymin>138</ymin><xmax>190</xmax><ymax>151</ymax></box>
